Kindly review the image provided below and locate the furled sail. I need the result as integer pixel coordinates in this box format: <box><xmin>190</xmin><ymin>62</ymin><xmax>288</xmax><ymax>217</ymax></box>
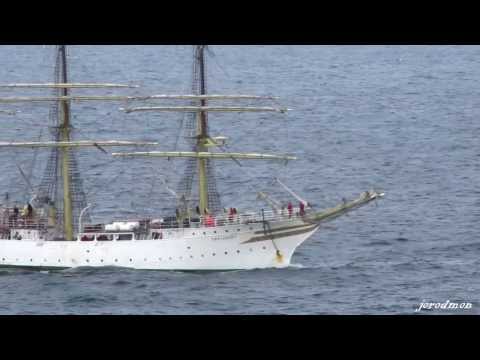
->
<box><xmin>0</xmin><ymin>141</ymin><xmax>159</xmax><ymax>148</ymax></box>
<box><xmin>0</xmin><ymin>95</ymin><xmax>279</xmax><ymax>103</ymax></box>
<box><xmin>112</xmin><ymin>151</ymin><xmax>296</xmax><ymax>161</ymax></box>
<box><xmin>120</xmin><ymin>106</ymin><xmax>290</xmax><ymax>113</ymax></box>
<box><xmin>0</xmin><ymin>83</ymin><xmax>139</xmax><ymax>88</ymax></box>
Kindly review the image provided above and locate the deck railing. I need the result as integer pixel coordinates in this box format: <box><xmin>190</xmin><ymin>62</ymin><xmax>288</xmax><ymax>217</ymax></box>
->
<box><xmin>0</xmin><ymin>207</ymin><xmax>48</xmax><ymax>230</ymax></box>
<box><xmin>148</xmin><ymin>207</ymin><xmax>307</xmax><ymax>230</ymax></box>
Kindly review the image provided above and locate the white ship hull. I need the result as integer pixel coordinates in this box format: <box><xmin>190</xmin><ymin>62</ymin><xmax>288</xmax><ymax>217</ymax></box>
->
<box><xmin>0</xmin><ymin>219</ymin><xmax>319</xmax><ymax>271</ymax></box>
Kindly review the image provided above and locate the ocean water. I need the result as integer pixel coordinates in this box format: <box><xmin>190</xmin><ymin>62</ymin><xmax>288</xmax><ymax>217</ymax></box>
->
<box><xmin>0</xmin><ymin>45</ymin><xmax>478</xmax><ymax>315</ymax></box>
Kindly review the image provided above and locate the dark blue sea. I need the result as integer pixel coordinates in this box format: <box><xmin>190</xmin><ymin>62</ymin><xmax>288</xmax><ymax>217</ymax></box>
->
<box><xmin>0</xmin><ymin>45</ymin><xmax>478</xmax><ymax>314</ymax></box>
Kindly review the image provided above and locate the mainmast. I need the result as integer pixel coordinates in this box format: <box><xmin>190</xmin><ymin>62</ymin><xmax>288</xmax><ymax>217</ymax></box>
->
<box><xmin>58</xmin><ymin>45</ymin><xmax>74</xmax><ymax>241</ymax></box>
<box><xmin>196</xmin><ymin>45</ymin><xmax>209</xmax><ymax>215</ymax></box>
<box><xmin>0</xmin><ymin>45</ymin><xmax>160</xmax><ymax>240</ymax></box>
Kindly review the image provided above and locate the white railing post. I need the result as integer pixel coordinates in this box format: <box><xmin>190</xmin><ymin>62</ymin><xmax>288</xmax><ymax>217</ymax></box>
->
<box><xmin>78</xmin><ymin>203</ymin><xmax>93</xmax><ymax>238</ymax></box>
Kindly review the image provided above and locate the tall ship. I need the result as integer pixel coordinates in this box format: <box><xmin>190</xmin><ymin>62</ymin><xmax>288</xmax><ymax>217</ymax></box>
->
<box><xmin>0</xmin><ymin>45</ymin><xmax>384</xmax><ymax>270</ymax></box>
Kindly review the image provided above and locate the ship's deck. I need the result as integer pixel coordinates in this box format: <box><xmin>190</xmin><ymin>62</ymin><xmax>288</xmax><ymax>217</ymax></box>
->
<box><xmin>0</xmin><ymin>206</ymin><xmax>308</xmax><ymax>242</ymax></box>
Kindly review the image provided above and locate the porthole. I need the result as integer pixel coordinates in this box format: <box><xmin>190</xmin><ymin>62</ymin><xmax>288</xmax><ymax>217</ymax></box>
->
<box><xmin>249</xmin><ymin>248</ymin><xmax>253</xmax><ymax>252</ymax></box>
<box><xmin>262</xmin><ymin>246</ymin><xmax>267</xmax><ymax>250</ymax></box>
<box><xmin>58</xmin><ymin>259</ymin><xmax>61</xmax><ymax>263</ymax></box>
<box><xmin>192</xmin><ymin>233</ymin><xmax>196</xmax><ymax>236</ymax></box>
<box><xmin>214</xmin><ymin>231</ymin><xmax>217</xmax><ymax>234</ymax></box>
<box><xmin>115</xmin><ymin>259</ymin><xmax>118</xmax><ymax>262</ymax></box>
<box><xmin>44</xmin><ymin>259</ymin><xmax>47</xmax><ymax>262</ymax></box>
<box><xmin>237</xmin><ymin>229</ymin><xmax>240</xmax><ymax>232</ymax></box>
<box><xmin>86</xmin><ymin>259</ymin><xmax>90</xmax><ymax>263</ymax></box>
<box><xmin>203</xmin><ymin>232</ymin><xmax>206</xmax><ymax>235</ymax></box>
<box><xmin>144</xmin><ymin>258</ymin><xmax>147</xmax><ymax>262</ymax></box>
<box><xmin>130</xmin><ymin>259</ymin><xmax>133</xmax><ymax>262</ymax></box>
<box><xmin>30</xmin><ymin>259</ymin><xmax>33</xmax><ymax>262</ymax></box>
<box><xmin>201</xmin><ymin>254</ymin><xmax>205</xmax><ymax>258</ymax></box>
<box><xmin>86</xmin><ymin>250</ymin><xmax>90</xmax><ymax>253</ymax></box>
<box><xmin>237</xmin><ymin>250</ymin><xmax>240</xmax><ymax>254</ymax></box>
<box><xmin>187</xmin><ymin>246</ymin><xmax>191</xmax><ymax>250</ymax></box>
<box><xmin>224</xmin><ymin>252</ymin><xmax>228</xmax><ymax>255</ymax></box>
<box><xmin>212</xmin><ymin>253</ymin><xmax>216</xmax><ymax>256</ymax></box>
<box><xmin>190</xmin><ymin>255</ymin><xmax>194</xmax><ymax>259</ymax></box>
<box><xmin>1</xmin><ymin>258</ymin><xmax>4</xmax><ymax>261</ymax></box>
<box><xmin>225</xmin><ymin>230</ymin><xmax>229</xmax><ymax>233</ymax></box>
<box><xmin>249</xmin><ymin>227</ymin><xmax>253</xmax><ymax>230</ymax></box>
<box><xmin>101</xmin><ymin>259</ymin><xmax>104</xmax><ymax>263</ymax></box>
<box><xmin>169</xmin><ymin>257</ymin><xmax>172</xmax><ymax>260</ymax></box>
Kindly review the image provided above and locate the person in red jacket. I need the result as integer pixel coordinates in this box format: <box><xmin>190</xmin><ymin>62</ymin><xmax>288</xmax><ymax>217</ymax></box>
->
<box><xmin>287</xmin><ymin>202</ymin><xmax>293</xmax><ymax>218</ymax></box>
<box><xmin>299</xmin><ymin>202</ymin><xmax>305</xmax><ymax>216</ymax></box>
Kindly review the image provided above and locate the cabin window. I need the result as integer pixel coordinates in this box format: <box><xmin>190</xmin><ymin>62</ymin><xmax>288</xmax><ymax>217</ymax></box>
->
<box><xmin>151</xmin><ymin>232</ymin><xmax>162</xmax><ymax>240</ymax></box>
<box><xmin>97</xmin><ymin>234</ymin><xmax>113</xmax><ymax>241</ymax></box>
<box><xmin>81</xmin><ymin>235</ymin><xmax>94</xmax><ymax>242</ymax></box>
<box><xmin>117</xmin><ymin>234</ymin><xmax>133</xmax><ymax>241</ymax></box>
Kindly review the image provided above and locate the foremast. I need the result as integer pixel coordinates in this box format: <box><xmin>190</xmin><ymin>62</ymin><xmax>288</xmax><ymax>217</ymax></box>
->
<box><xmin>113</xmin><ymin>45</ymin><xmax>295</xmax><ymax>219</ymax></box>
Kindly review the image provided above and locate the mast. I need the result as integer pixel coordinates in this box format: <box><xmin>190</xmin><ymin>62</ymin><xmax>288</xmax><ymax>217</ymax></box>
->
<box><xmin>0</xmin><ymin>46</ymin><xmax>161</xmax><ymax>240</ymax></box>
<box><xmin>109</xmin><ymin>45</ymin><xmax>295</xmax><ymax>220</ymax></box>
<box><xmin>58</xmin><ymin>45</ymin><xmax>74</xmax><ymax>241</ymax></box>
<box><xmin>197</xmin><ymin>45</ymin><xmax>209</xmax><ymax>215</ymax></box>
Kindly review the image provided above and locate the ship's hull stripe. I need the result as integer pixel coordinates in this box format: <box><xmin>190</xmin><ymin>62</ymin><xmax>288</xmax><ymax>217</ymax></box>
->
<box><xmin>253</xmin><ymin>222</ymin><xmax>314</xmax><ymax>235</ymax></box>
<box><xmin>244</xmin><ymin>224</ymin><xmax>318</xmax><ymax>243</ymax></box>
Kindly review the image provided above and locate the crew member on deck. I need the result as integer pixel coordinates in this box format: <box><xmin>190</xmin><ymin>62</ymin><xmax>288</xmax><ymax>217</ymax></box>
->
<box><xmin>205</xmin><ymin>214</ymin><xmax>215</xmax><ymax>227</ymax></box>
<box><xmin>299</xmin><ymin>202</ymin><xmax>305</xmax><ymax>216</ymax></box>
<box><xmin>47</xmin><ymin>201</ymin><xmax>56</xmax><ymax>227</ymax></box>
<box><xmin>12</xmin><ymin>205</ymin><xmax>19</xmax><ymax>225</ymax></box>
<box><xmin>27</xmin><ymin>203</ymin><xmax>33</xmax><ymax>217</ymax></box>
<box><xmin>287</xmin><ymin>202</ymin><xmax>293</xmax><ymax>218</ymax></box>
